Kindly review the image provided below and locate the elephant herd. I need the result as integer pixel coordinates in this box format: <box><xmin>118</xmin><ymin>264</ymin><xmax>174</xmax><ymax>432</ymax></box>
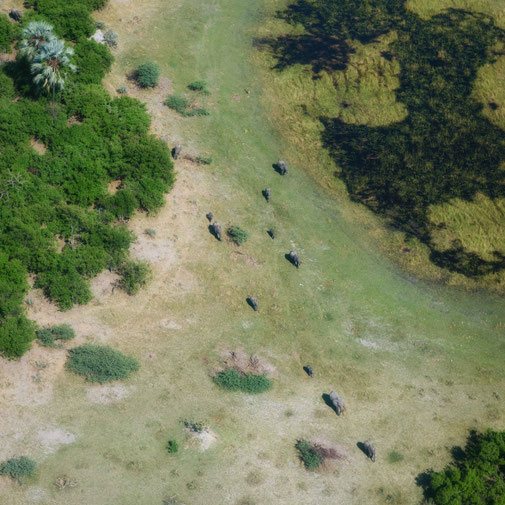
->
<box><xmin>176</xmin><ymin>148</ymin><xmax>376</xmax><ymax>463</ymax></box>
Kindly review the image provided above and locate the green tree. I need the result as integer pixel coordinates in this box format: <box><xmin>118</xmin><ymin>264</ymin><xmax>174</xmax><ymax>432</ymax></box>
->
<box><xmin>18</xmin><ymin>21</ymin><xmax>55</xmax><ymax>61</ymax></box>
<box><xmin>30</xmin><ymin>38</ymin><xmax>76</xmax><ymax>104</ymax></box>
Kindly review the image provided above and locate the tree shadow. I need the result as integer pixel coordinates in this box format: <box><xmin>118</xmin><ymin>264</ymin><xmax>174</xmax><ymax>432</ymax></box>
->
<box><xmin>262</xmin><ymin>0</ymin><xmax>505</xmax><ymax>277</ymax></box>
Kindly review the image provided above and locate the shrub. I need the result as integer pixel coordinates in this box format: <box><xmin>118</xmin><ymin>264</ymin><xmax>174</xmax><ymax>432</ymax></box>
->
<box><xmin>118</xmin><ymin>259</ymin><xmax>151</xmax><ymax>295</ymax></box>
<box><xmin>164</xmin><ymin>94</ymin><xmax>190</xmax><ymax>114</ymax></box>
<box><xmin>136</xmin><ymin>61</ymin><xmax>160</xmax><ymax>88</ymax></box>
<box><xmin>227</xmin><ymin>226</ymin><xmax>249</xmax><ymax>245</ymax></box>
<box><xmin>213</xmin><ymin>368</ymin><xmax>272</xmax><ymax>394</ymax></box>
<box><xmin>0</xmin><ymin>14</ymin><xmax>19</xmax><ymax>53</ymax></box>
<box><xmin>0</xmin><ymin>315</ymin><xmax>36</xmax><ymax>357</ymax></box>
<box><xmin>187</xmin><ymin>80</ymin><xmax>210</xmax><ymax>94</ymax></box>
<box><xmin>103</xmin><ymin>29</ymin><xmax>117</xmax><ymax>48</ymax></box>
<box><xmin>0</xmin><ymin>456</ymin><xmax>37</xmax><ymax>483</ymax></box>
<box><xmin>36</xmin><ymin>323</ymin><xmax>75</xmax><ymax>347</ymax></box>
<box><xmin>117</xmin><ymin>85</ymin><xmax>127</xmax><ymax>94</ymax></box>
<box><xmin>164</xmin><ymin>94</ymin><xmax>209</xmax><ymax>117</ymax></box>
<box><xmin>66</xmin><ymin>344</ymin><xmax>139</xmax><ymax>383</ymax></box>
<box><xmin>166</xmin><ymin>440</ymin><xmax>179</xmax><ymax>454</ymax></box>
<box><xmin>295</xmin><ymin>439</ymin><xmax>322</xmax><ymax>471</ymax></box>
<box><xmin>195</xmin><ymin>155</ymin><xmax>212</xmax><ymax>165</ymax></box>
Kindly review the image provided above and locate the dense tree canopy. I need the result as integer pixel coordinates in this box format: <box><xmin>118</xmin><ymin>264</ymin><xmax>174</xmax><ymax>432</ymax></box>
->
<box><xmin>0</xmin><ymin>0</ymin><xmax>174</xmax><ymax>356</ymax></box>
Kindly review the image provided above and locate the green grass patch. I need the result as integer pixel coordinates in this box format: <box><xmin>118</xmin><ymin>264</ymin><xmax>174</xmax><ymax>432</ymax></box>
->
<box><xmin>387</xmin><ymin>451</ymin><xmax>404</xmax><ymax>463</ymax></box>
<box><xmin>66</xmin><ymin>344</ymin><xmax>139</xmax><ymax>383</ymax></box>
<box><xmin>213</xmin><ymin>368</ymin><xmax>272</xmax><ymax>393</ymax></box>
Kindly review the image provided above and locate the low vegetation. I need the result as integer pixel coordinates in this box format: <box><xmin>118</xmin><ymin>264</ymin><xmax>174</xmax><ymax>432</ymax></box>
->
<box><xmin>226</xmin><ymin>226</ymin><xmax>249</xmax><ymax>245</ymax></box>
<box><xmin>0</xmin><ymin>456</ymin><xmax>36</xmax><ymax>484</ymax></box>
<box><xmin>36</xmin><ymin>323</ymin><xmax>75</xmax><ymax>347</ymax></box>
<box><xmin>66</xmin><ymin>344</ymin><xmax>139</xmax><ymax>383</ymax></box>
<box><xmin>0</xmin><ymin>14</ymin><xmax>19</xmax><ymax>53</ymax></box>
<box><xmin>187</xmin><ymin>80</ymin><xmax>210</xmax><ymax>94</ymax></box>
<box><xmin>136</xmin><ymin>61</ymin><xmax>160</xmax><ymax>88</ymax></box>
<box><xmin>295</xmin><ymin>439</ymin><xmax>322</xmax><ymax>471</ymax></box>
<box><xmin>213</xmin><ymin>368</ymin><xmax>272</xmax><ymax>393</ymax></box>
<box><xmin>118</xmin><ymin>260</ymin><xmax>152</xmax><ymax>295</ymax></box>
<box><xmin>0</xmin><ymin>7</ymin><xmax>174</xmax><ymax>356</ymax></box>
<box><xmin>423</xmin><ymin>429</ymin><xmax>505</xmax><ymax>505</ymax></box>
<box><xmin>164</xmin><ymin>94</ymin><xmax>209</xmax><ymax>117</ymax></box>
<box><xmin>166</xmin><ymin>440</ymin><xmax>179</xmax><ymax>454</ymax></box>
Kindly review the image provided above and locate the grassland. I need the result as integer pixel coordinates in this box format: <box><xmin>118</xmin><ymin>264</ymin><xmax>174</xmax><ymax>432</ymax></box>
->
<box><xmin>0</xmin><ymin>0</ymin><xmax>504</xmax><ymax>504</ymax></box>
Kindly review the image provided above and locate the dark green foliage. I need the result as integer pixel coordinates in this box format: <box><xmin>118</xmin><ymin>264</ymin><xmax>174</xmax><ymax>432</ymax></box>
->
<box><xmin>213</xmin><ymin>368</ymin><xmax>272</xmax><ymax>394</ymax></box>
<box><xmin>166</xmin><ymin>440</ymin><xmax>179</xmax><ymax>454</ymax></box>
<box><xmin>118</xmin><ymin>260</ymin><xmax>151</xmax><ymax>295</ymax></box>
<box><xmin>295</xmin><ymin>439</ymin><xmax>322</xmax><ymax>471</ymax></box>
<box><xmin>227</xmin><ymin>226</ymin><xmax>249</xmax><ymax>245</ymax></box>
<box><xmin>422</xmin><ymin>430</ymin><xmax>505</xmax><ymax>505</ymax></box>
<box><xmin>66</xmin><ymin>344</ymin><xmax>139</xmax><ymax>383</ymax></box>
<box><xmin>0</xmin><ymin>0</ymin><xmax>174</xmax><ymax>355</ymax></box>
<box><xmin>0</xmin><ymin>456</ymin><xmax>36</xmax><ymax>484</ymax></box>
<box><xmin>34</xmin><ymin>0</ymin><xmax>95</xmax><ymax>41</ymax></box>
<box><xmin>36</xmin><ymin>323</ymin><xmax>75</xmax><ymax>347</ymax></box>
<box><xmin>136</xmin><ymin>61</ymin><xmax>160</xmax><ymax>88</ymax></box>
<box><xmin>72</xmin><ymin>39</ymin><xmax>114</xmax><ymax>84</ymax></box>
<box><xmin>0</xmin><ymin>14</ymin><xmax>19</xmax><ymax>53</ymax></box>
<box><xmin>270</xmin><ymin>0</ymin><xmax>505</xmax><ymax>277</ymax></box>
<box><xmin>164</xmin><ymin>94</ymin><xmax>209</xmax><ymax>117</ymax></box>
<box><xmin>187</xmin><ymin>80</ymin><xmax>210</xmax><ymax>94</ymax></box>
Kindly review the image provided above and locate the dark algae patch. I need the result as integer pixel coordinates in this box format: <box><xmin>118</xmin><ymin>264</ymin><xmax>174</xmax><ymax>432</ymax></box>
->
<box><xmin>261</xmin><ymin>0</ymin><xmax>505</xmax><ymax>278</ymax></box>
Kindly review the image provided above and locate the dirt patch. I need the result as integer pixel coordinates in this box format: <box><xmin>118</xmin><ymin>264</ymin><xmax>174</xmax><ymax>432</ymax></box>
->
<box><xmin>36</xmin><ymin>427</ymin><xmax>76</xmax><ymax>454</ymax></box>
<box><xmin>357</xmin><ymin>338</ymin><xmax>380</xmax><ymax>349</ymax></box>
<box><xmin>90</xmin><ymin>270</ymin><xmax>121</xmax><ymax>300</ymax></box>
<box><xmin>185</xmin><ymin>427</ymin><xmax>217</xmax><ymax>452</ymax></box>
<box><xmin>30</xmin><ymin>138</ymin><xmax>47</xmax><ymax>155</ymax></box>
<box><xmin>86</xmin><ymin>384</ymin><xmax>134</xmax><ymax>404</ymax></box>
<box><xmin>160</xmin><ymin>320</ymin><xmax>182</xmax><ymax>330</ymax></box>
<box><xmin>130</xmin><ymin>235</ymin><xmax>176</xmax><ymax>265</ymax></box>
<box><xmin>219</xmin><ymin>349</ymin><xmax>277</xmax><ymax>377</ymax></box>
<box><xmin>230</xmin><ymin>251</ymin><xmax>262</xmax><ymax>267</ymax></box>
<box><xmin>107</xmin><ymin>179</ymin><xmax>122</xmax><ymax>195</ymax></box>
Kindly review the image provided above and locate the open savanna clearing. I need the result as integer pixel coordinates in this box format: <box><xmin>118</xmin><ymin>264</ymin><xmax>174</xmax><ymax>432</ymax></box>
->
<box><xmin>0</xmin><ymin>0</ymin><xmax>504</xmax><ymax>504</ymax></box>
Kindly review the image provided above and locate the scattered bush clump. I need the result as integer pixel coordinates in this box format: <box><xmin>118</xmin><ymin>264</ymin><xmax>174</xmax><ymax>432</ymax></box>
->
<box><xmin>136</xmin><ymin>61</ymin><xmax>160</xmax><ymax>88</ymax></box>
<box><xmin>423</xmin><ymin>429</ymin><xmax>505</xmax><ymax>505</ymax></box>
<box><xmin>227</xmin><ymin>226</ymin><xmax>249</xmax><ymax>245</ymax></box>
<box><xmin>295</xmin><ymin>439</ymin><xmax>322</xmax><ymax>471</ymax></box>
<box><xmin>118</xmin><ymin>260</ymin><xmax>151</xmax><ymax>295</ymax></box>
<box><xmin>166</xmin><ymin>440</ymin><xmax>179</xmax><ymax>454</ymax></box>
<box><xmin>164</xmin><ymin>94</ymin><xmax>209</xmax><ymax>117</ymax></box>
<box><xmin>66</xmin><ymin>344</ymin><xmax>139</xmax><ymax>383</ymax></box>
<box><xmin>187</xmin><ymin>80</ymin><xmax>210</xmax><ymax>94</ymax></box>
<box><xmin>213</xmin><ymin>368</ymin><xmax>272</xmax><ymax>394</ymax></box>
<box><xmin>36</xmin><ymin>324</ymin><xmax>75</xmax><ymax>347</ymax></box>
<box><xmin>195</xmin><ymin>155</ymin><xmax>212</xmax><ymax>165</ymax></box>
<box><xmin>0</xmin><ymin>456</ymin><xmax>37</xmax><ymax>484</ymax></box>
<box><xmin>103</xmin><ymin>29</ymin><xmax>117</xmax><ymax>48</ymax></box>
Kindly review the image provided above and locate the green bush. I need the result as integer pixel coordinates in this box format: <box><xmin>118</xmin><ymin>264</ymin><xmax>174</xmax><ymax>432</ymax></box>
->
<box><xmin>0</xmin><ymin>456</ymin><xmax>37</xmax><ymax>484</ymax></box>
<box><xmin>213</xmin><ymin>368</ymin><xmax>272</xmax><ymax>394</ymax></box>
<box><xmin>227</xmin><ymin>226</ymin><xmax>249</xmax><ymax>245</ymax></box>
<box><xmin>0</xmin><ymin>315</ymin><xmax>36</xmax><ymax>358</ymax></box>
<box><xmin>136</xmin><ymin>61</ymin><xmax>160</xmax><ymax>88</ymax></box>
<box><xmin>72</xmin><ymin>39</ymin><xmax>114</xmax><ymax>85</ymax></box>
<box><xmin>36</xmin><ymin>323</ymin><xmax>75</xmax><ymax>347</ymax></box>
<box><xmin>164</xmin><ymin>94</ymin><xmax>209</xmax><ymax>117</ymax></box>
<box><xmin>166</xmin><ymin>440</ymin><xmax>179</xmax><ymax>454</ymax></box>
<box><xmin>295</xmin><ymin>439</ymin><xmax>322</xmax><ymax>471</ymax></box>
<box><xmin>118</xmin><ymin>259</ymin><xmax>151</xmax><ymax>295</ymax></box>
<box><xmin>423</xmin><ymin>429</ymin><xmax>505</xmax><ymax>505</ymax></box>
<box><xmin>0</xmin><ymin>14</ymin><xmax>19</xmax><ymax>53</ymax></box>
<box><xmin>66</xmin><ymin>344</ymin><xmax>139</xmax><ymax>383</ymax></box>
<box><xmin>164</xmin><ymin>94</ymin><xmax>190</xmax><ymax>114</ymax></box>
<box><xmin>187</xmin><ymin>80</ymin><xmax>210</xmax><ymax>94</ymax></box>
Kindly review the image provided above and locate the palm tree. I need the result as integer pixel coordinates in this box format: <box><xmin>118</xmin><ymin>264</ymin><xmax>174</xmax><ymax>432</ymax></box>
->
<box><xmin>30</xmin><ymin>38</ymin><xmax>76</xmax><ymax>104</ymax></box>
<box><xmin>19</xmin><ymin>21</ymin><xmax>55</xmax><ymax>61</ymax></box>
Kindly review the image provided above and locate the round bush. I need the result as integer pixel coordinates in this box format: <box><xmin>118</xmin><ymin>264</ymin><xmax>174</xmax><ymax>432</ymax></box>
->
<box><xmin>66</xmin><ymin>344</ymin><xmax>139</xmax><ymax>383</ymax></box>
<box><xmin>213</xmin><ymin>368</ymin><xmax>272</xmax><ymax>394</ymax></box>
<box><xmin>166</xmin><ymin>440</ymin><xmax>178</xmax><ymax>454</ymax></box>
<box><xmin>136</xmin><ymin>62</ymin><xmax>160</xmax><ymax>88</ymax></box>
<box><xmin>295</xmin><ymin>440</ymin><xmax>322</xmax><ymax>471</ymax></box>
<box><xmin>226</xmin><ymin>226</ymin><xmax>249</xmax><ymax>245</ymax></box>
<box><xmin>0</xmin><ymin>456</ymin><xmax>36</xmax><ymax>483</ymax></box>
